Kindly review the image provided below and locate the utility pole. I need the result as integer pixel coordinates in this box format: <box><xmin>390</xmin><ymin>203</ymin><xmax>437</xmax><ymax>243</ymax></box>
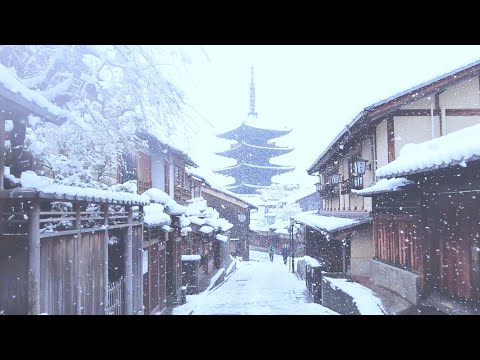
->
<box><xmin>290</xmin><ymin>218</ymin><xmax>295</xmax><ymax>274</ymax></box>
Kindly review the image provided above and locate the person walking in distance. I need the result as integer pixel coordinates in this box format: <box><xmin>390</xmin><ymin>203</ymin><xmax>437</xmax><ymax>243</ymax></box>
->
<box><xmin>268</xmin><ymin>243</ymin><xmax>275</xmax><ymax>262</ymax></box>
<box><xmin>281</xmin><ymin>244</ymin><xmax>289</xmax><ymax>265</ymax></box>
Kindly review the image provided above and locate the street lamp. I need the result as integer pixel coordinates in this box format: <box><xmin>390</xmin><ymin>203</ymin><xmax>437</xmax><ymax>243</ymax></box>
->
<box><xmin>290</xmin><ymin>217</ymin><xmax>295</xmax><ymax>274</ymax></box>
<box><xmin>237</xmin><ymin>212</ymin><xmax>248</xmax><ymax>261</ymax></box>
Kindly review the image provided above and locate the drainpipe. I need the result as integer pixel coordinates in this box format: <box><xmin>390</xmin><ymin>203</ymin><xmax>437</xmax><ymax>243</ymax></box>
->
<box><xmin>430</xmin><ymin>99</ymin><xmax>435</xmax><ymax>140</ymax></box>
<box><xmin>441</xmin><ymin>106</ymin><xmax>446</xmax><ymax>136</ymax></box>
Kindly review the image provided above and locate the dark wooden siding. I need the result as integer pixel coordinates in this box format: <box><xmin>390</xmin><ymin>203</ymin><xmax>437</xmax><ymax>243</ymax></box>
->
<box><xmin>305</xmin><ymin>227</ymin><xmax>344</xmax><ymax>272</ymax></box>
<box><xmin>132</xmin><ymin>225</ymin><xmax>143</xmax><ymax>314</ymax></box>
<box><xmin>373</xmin><ymin>214</ymin><xmax>423</xmax><ymax>275</ymax></box>
<box><xmin>40</xmin><ymin>232</ymin><xmax>105</xmax><ymax>315</ymax></box>
<box><xmin>425</xmin><ymin>193</ymin><xmax>479</xmax><ymax>300</ymax></box>
<box><xmin>0</xmin><ymin>238</ymin><xmax>28</xmax><ymax>314</ymax></box>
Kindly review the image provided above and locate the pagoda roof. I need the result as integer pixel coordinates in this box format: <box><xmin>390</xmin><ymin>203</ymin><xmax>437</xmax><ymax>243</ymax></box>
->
<box><xmin>225</xmin><ymin>182</ymin><xmax>268</xmax><ymax>195</ymax></box>
<box><xmin>217</xmin><ymin>123</ymin><xmax>291</xmax><ymax>142</ymax></box>
<box><xmin>215</xmin><ymin>162</ymin><xmax>294</xmax><ymax>174</ymax></box>
<box><xmin>215</xmin><ymin>141</ymin><xmax>293</xmax><ymax>157</ymax></box>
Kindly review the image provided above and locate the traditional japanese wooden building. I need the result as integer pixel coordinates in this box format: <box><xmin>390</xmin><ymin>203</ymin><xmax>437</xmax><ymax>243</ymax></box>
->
<box><xmin>361</xmin><ymin>122</ymin><xmax>480</xmax><ymax>314</ymax></box>
<box><xmin>305</xmin><ymin>59</ymin><xmax>480</xmax><ymax>312</ymax></box>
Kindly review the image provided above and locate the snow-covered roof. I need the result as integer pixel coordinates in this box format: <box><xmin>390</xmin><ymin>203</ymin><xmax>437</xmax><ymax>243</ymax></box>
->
<box><xmin>186</xmin><ymin>169</ymin><xmax>211</xmax><ymax>186</ymax></box>
<box><xmin>143</xmin><ymin>187</ymin><xmax>186</xmax><ymax>215</ymax></box>
<box><xmin>138</xmin><ymin>131</ymin><xmax>198</xmax><ymax>168</ymax></box>
<box><xmin>297</xmin><ymin>255</ymin><xmax>323</xmax><ymax>268</ymax></box>
<box><xmin>295</xmin><ymin>210</ymin><xmax>371</xmax><ymax>234</ymax></box>
<box><xmin>219</xmin><ymin>140</ymin><xmax>293</xmax><ymax>152</ymax></box>
<box><xmin>17</xmin><ymin>170</ymin><xmax>149</xmax><ymax>205</ymax></box>
<box><xmin>376</xmin><ymin>122</ymin><xmax>480</xmax><ymax>179</ymax></box>
<box><xmin>217</xmin><ymin>162</ymin><xmax>294</xmax><ymax>171</ymax></box>
<box><xmin>282</xmin><ymin>187</ymin><xmax>317</xmax><ymax>204</ymax></box>
<box><xmin>216</xmin><ymin>234</ymin><xmax>228</xmax><ymax>242</ymax></box>
<box><xmin>144</xmin><ymin>203</ymin><xmax>171</xmax><ymax>227</ymax></box>
<box><xmin>0</xmin><ymin>64</ymin><xmax>70</xmax><ymax>124</ymax></box>
<box><xmin>181</xmin><ymin>226</ymin><xmax>192</xmax><ymax>236</ymax></box>
<box><xmin>143</xmin><ymin>188</ymin><xmax>171</xmax><ymax>204</ymax></box>
<box><xmin>307</xmin><ymin>59</ymin><xmax>480</xmax><ymax>175</ymax></box>
<box><xmin>203</xmin><ymin>185</ymin><xmax>258</xmax><ymax>209</ymax></box>
<box><xmin>354</xmin><ymin>178</ymin><xmax>414</xmax><ymax>196</ymax></box>
<box><xmin>182</xmin><ymin>255</ymin><xmax>201</xmax><ymax>261</ymax></box>
<box><xmin>199</xmin><ymin>225</ymin><xmax>214</xmax><ymax>234</ymax></box>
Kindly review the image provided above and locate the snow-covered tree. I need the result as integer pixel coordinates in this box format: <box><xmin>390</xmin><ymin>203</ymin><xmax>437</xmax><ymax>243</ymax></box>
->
<box><xmin>0</xmin><ymin>45</ymin><xmax>201</xmax><ymax>186</ymax></box>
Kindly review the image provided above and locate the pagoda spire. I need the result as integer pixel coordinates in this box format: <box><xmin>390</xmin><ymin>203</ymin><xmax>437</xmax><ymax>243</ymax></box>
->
<box><xmin>248</xmin><ymin>66</ymin><xmax>258</xmax><ymax>117</ymax></box>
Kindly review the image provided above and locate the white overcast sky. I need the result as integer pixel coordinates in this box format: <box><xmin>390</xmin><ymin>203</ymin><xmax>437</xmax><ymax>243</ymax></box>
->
<box><xmin>171</xmin><ymin>45</ymin><xmax>480</xmax><ymax>189</ymax></box>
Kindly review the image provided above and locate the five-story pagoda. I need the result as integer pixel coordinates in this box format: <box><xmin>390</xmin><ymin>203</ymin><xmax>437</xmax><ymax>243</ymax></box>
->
<box><xmin>214</xmin><ymin>68</ymin><xmax>294</xmax><ymax>194</ymax></box>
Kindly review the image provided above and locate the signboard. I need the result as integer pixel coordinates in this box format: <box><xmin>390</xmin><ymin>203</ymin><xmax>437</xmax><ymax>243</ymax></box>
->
<box><xmin>143</xmin><ymin>250</ymin><xmax>149</xmax><ymax>275</ymax></box>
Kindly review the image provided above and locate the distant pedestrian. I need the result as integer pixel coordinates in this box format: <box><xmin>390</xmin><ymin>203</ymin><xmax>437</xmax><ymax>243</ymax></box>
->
<box><xmin>268</xmin><ymin>243</ymin><xmax>275</xmax><ymax>261</ymax></box>
<box><xmin>281</xmin><ymin>244</ymin><xmax>289</xmax><ymax>265</ymax></box>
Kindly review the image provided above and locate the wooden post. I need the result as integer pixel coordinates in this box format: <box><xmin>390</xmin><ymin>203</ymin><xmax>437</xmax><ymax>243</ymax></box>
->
<box><xmin>125</xmin><ymin>205</ymin><xmax>133</xmax><ymax>315</ymax></box>
<box><xmin>0</xmin><ymin>111</ymin><xmax>5</xmax><ymax>190</ymax></box>
<box><xmin>27</xmin><ymin>200</ymin><xmax>41</xmax><ymax>315</ymax></box>
<box><xmin>102</xmin><ymin>204</ymin><xmax>109</xmax><ymax>315</ymax></box>
<box><xmin>138</xmin><ymin>205</ymin><xmax>144</xmax><ymax>314</ymax></box>
<box><xmin>74</xmin><ymin>203</ymin><xmax>82</xmax><ymax>315</ymax></box>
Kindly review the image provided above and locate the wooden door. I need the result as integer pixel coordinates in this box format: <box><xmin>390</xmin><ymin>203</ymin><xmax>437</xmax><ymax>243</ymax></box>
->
<box><xmin>428</xmin><ymin>195</ymin><xmax>477</xmax><ymax>300</ymax></box>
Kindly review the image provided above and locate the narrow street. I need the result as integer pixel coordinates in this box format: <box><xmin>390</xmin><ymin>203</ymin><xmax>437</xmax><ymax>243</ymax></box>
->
<box><xmin>172</xmin><ymin>251</ymin><xmax>337</xmax><ymax>315</ymax></box>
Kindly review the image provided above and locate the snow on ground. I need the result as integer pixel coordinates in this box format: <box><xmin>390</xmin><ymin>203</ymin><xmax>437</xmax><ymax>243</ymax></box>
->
<box><xmin>172</xmin><ymin>250</ymin><xmax>337</xmax><ymax>315</ymax></box>
<box><xmin>324</xmin><ymin>276</ymin><xmax>386</xmax><ymax>315</ymax></box>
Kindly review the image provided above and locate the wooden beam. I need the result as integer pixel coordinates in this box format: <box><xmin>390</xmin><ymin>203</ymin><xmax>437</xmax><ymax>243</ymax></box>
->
<box><xmin>27</xmin><ymin>200</ymin><xmax>41</xmax><ymax>315</ymax></box>
<box><xmin>387</xmin><ymin>117</ymin><xmax>395</xmax><ymax>163</ymax></box>
<box><xmin>74</xmin><ymin>203</ymin><xmax>82</xmax><ymax>315</ymax></box>
<box><xmin>138</xmin><ymin>205</ymin><xmax>144</xmax><ymax>314</ymax></box>
<box><xmin>393</xmin><ymin>108</ymin><xmax>480</xmax><ymax>117</ymax></box>
<box><xmin>102</xmin><ymin>204</ymin><xmax>109</xmax><ymax>315</ymax></box>
<box><xmin>0</xmin><ymin>111</ymin><xmax>5</xmax><ymax>190</ymax></box>
<box><xmin>125</xmin><ymin>205</ymin><xmax>133</xmax><ymax>315</ymax></box>
<box><xmin>434</xmin><ymin>93</ymin><xmax>440</xmax><ymax>109</ymax></box>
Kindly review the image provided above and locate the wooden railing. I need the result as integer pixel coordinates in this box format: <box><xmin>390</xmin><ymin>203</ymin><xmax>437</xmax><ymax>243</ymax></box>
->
<box><xmin>138</xmin><ymin>180</ymin><xmax>152</xmax><ymax>194</ymax></box>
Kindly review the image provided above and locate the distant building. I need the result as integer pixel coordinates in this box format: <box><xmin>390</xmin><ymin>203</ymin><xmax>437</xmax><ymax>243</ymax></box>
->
<box><xmin>295</xmin><ymin>192</ymin><xmax>321</xmax><ymax>212</ymax></box>
<box><xmin>214</xmin><ymin>68</ymin><xmax>294</xmax><ymax>194</ymax></box>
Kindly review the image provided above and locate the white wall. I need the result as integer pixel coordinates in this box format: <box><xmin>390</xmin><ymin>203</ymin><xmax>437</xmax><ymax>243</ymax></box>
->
<box><xmin>351</xmin><ymin>226</ymin><xmax>374</xmax><ymax>276</ymax></box>
<box><xmin>375</xmin><ymin>119</ymin><xmax>388</xmax><ymax>168</ymax></box>
<box><xmin>394</xmin><ymin>115</ymin><xmax>440</xmax><ymax>158</ymax></box>
<box><xmin>444</xmin><ymin>116</ymin><xmax>480</xmax><ymax>135</ymax></box>
<box><xmin>402</xmin><ymin>97</ymin><xmax>433</xmax><ymax>110</ymax></box>
<box><xmin>440</xmin><ymin>76</ymin><xmax>480</xmax><ymax>109</ymax></box>
<box><xmin>151</xmin><ymin>152</ymin><xmax>165</xmax><ymax>191</ymax></box>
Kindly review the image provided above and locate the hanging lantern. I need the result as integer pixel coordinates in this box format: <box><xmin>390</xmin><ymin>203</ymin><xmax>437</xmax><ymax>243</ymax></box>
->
<box><xmin>355</xmin><ymin>158</ymin><xmax>368</xmax><ymax>176</ymax></box>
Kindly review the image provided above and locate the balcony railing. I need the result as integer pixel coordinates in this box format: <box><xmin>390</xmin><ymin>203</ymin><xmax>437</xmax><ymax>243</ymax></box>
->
<box><xmin>138</xmin><ymin>180</ymin><xmax>152</xmax><ymax>194</ymax></box>
<box><xmin>319</xmin><ymin>183</ymin><xmax>340</xmax><ymax>198</ymax></box>
<box><xmin>340</xmin><ymin>176</ymin><xmax>363</xmax><ymax>194</ymax></box>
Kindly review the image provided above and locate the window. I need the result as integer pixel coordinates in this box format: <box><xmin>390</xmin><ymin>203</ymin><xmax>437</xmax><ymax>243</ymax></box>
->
<box><xmin>174</xmin><ymin>164</ymin><xmax>185</xmax><ymax>188</ymax></box>
<box><xmin>347</xmin><ymin>154</ymin><xmax>364</xmax><ymax>191</ymax></box>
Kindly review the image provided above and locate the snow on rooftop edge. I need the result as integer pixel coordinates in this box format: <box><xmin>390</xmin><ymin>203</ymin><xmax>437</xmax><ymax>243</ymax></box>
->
<box><xmin>0</xmin><ymin>63</ymin><xmax>71</xmax><ymax>119</ymax></box>
<box><xmin>143</xmin><ymin>188</ymin><xmax>171</xmax><ymax>204</ymax></box>
<box><xmin>216</xmin><ymin>234</ymin><xmax>228</xmax><ymax>242</ymax></box>
<box><xmin>144</xmin><ymin>203</ymin><xmax>171</xmax><ymax>226</ymax></box>
<box><xmin>182</xmin><ymin>255</ymin><xmax>201</xmax><ymax>261</ymax></box>
<box><xmin>294</xmin><ymin>211</ymin><xmax>361</xmax><ymax>233</ymax></box>
<box><xmin>376</xmin><ymin>122</ymin><xmax>480</xmax><ymax>178</ymax></box>
<box><xmin>355</xmin><ymin>177</ymin><xmax>413</xmax><ymax>196</ymax></box>
<box><xmin>19</xmin><ymin>171</ymin><xmax>149</xmax><ymax>204</ymax></box>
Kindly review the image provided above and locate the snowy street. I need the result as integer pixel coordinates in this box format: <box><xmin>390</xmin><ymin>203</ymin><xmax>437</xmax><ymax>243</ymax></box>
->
<box><xmin>172</xmin><ymin>250</ymin><xmax>337</xmax><ymax>315</ymax></box>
